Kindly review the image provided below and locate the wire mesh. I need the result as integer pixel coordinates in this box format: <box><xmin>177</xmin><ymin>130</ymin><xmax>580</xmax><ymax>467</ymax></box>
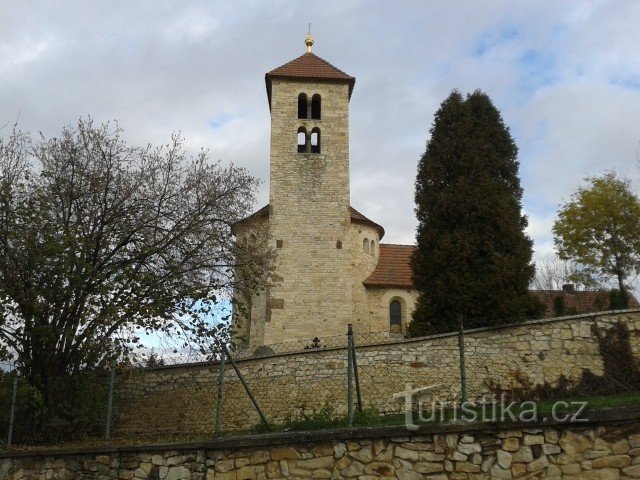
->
<box><xmin>0</xmin><ymin>364</ymin><xmax>110</xmax><ymax>449</ymax></box>
<box><xmin>1</xmin><ymin>311</ymin><xmax>639</xmax><ymax>450</ymax></box>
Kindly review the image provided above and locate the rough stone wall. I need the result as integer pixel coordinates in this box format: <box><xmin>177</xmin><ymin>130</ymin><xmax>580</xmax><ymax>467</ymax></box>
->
<box><xmin>232</xmin><ymin>217</ymin><xmax>269</xmax><ymax>348</ymax></box>
<box><xmin>5</xmin><ymin>420</ymin><xmax>640</xmax><ymax>479</ymax></box>
<box><xmin>266</xmin><ymin>79</ymin><xmax>353</xmax><ymax>344</ymax></box>
<box><xmin>112</xmin><ymin>311</ymin><xmax>640</xmax><ymax>439</ymax></box>
<box><xmin>348</xmin><ymin>223</ymin><xmax>381</xmax><ymax>331</ymax></box>
<box><xmin>365</xmin><ymin>287</ymin><xmax>419</xmax><ymax>334</ymax></box>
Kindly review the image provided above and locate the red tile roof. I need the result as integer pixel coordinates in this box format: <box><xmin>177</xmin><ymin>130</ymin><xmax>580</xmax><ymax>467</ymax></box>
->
<box><xmin>363</xmin><ymin>245</ymin><xmax>640</xmax><ymax>314</ymax></box>
<box><xmin>265</xmin><ymin>52</ymin><xmax>356</xmax><ymax>109</ymax></box>
<box><xmin>231</xmin><ymin>204</ymin><xmax>384</xmax><ymax>238</ymax></box>
<box><xmin>364</xmin><ymin>244</ymin><xmax>416</xmax><ymax>288</ymax></box>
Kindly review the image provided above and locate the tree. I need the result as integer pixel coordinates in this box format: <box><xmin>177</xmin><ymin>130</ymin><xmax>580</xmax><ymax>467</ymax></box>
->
<box><xmin>553</xmin><ymin>172</ymin><xmax>640</xmax><ymax>307</ymax></box>
<box><xmin>410</xmin><ymin>90</ymin><xmax>540</xmax><ymax>336</ymax></box>
<box><xmin>0</xmin><ymin>119</ymin><xmax>270</xmax><ymax>393</ymax></box>
<box><xmin>531</xmin><ymin>256</ymin><xmax>604</xmax><ymax>292</ymax></box>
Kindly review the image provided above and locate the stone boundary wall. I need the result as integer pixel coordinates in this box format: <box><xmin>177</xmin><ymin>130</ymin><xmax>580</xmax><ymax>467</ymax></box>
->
<box><xmin>113</xmin><ymin>310</ymin><xmax>640</xmax><ymax>438</ymax></box>
<box><xmin>4</xmin><ymin>409</ymin><xmax>640</xmax><ymax>479</ymax></box>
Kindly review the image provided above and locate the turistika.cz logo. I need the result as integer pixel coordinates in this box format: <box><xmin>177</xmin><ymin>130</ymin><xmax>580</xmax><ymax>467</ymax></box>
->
<box><xmin>393</xmin><ymin>384</ymin><xmax>589</xmax><ymax>431</ymax></box>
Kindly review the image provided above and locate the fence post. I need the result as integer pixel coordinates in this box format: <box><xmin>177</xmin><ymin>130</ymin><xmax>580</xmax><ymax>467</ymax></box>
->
<box><xmin>222</xmin><ymin>345</ymin><xmax>270</xmax><ymax>431</ymax></box>
<box><xmin>6</xmin><ymin>372</ymin><xmax>18</xmax><ymax>448</ymax></box>
<box><xmin>104</xmin><ymin>365</ymin><xmax>116</xmax><ymax>445</ymax></box>
<box><xmin>347</xmin><ymin>325</ymin><xmax>354</xmax><ymax>427</ymax></box>
<box><xmin>347</xmin><ymin>325</ymin><xmax>362</xmax><ymax>414</ymax></box>
<box><xmin>458</xmin><ymin>314</ymin><xmax>467</xmax><ymax>403</ymax></box>
<box><xmin>214</xmin><ymin>347</ymin><xmax>226</xmax><ymax>436</ymax></box>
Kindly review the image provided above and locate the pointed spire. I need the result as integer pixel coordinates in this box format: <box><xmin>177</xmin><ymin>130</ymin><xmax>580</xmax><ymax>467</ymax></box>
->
<box><xmin>305</xmin><ymin>23</ymin><xmax>314</xmax><ymax>53</ymax></box>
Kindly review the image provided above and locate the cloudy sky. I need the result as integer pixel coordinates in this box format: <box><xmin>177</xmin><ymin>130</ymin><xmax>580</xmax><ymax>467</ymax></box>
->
<box><xmin>2</xmin><ymin>0</ymin><xmax>640</xmax><ymax>261</ymax></box>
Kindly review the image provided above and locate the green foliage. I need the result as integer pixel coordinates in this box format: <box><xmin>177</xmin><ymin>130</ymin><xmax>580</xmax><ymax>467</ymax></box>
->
<box><xmin>553</xmin><ymin>172</ymin><xmax>640</xmax><ymax>303</ymax></box>
<box><xmin>252</xmin><ymin>404</ymin><xmax>383</xmax><ymax>434</ymax></box>
<box><xmin>410</xmin><ymin>90</ymin><xmax>537</xmax><ymax>335</ymax></box>
<box><xmin>0</xmin><ymin>369</ymin><xmax>108</xmax><ymax>445</ymax></box>
<box><xmin>552</xmin><ymin>296</ymin><xmax>566</xmax><ymax>317</ymax></box>
<box><xmin>609</xmin><ymin>289</ymin><xmax>630</xmax><ymax>310</ymax></box>
<box><xmin>0</xmin><ymin>119</ymin><xmax>267</xmax><ymax>388</ymax></box>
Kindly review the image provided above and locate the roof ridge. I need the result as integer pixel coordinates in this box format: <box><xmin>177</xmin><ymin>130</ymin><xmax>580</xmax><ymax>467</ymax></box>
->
<box><xmin>267</xmin><ymin>52</ymin><xmax>354</xmax><ymax>80</ymax></box>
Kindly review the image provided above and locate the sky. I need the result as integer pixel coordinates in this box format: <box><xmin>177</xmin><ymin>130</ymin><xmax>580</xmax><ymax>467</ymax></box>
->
<box><xmin>2</xmin><ymin>0</ymin><xmax>640</xmax><ymax>263</ymax></box>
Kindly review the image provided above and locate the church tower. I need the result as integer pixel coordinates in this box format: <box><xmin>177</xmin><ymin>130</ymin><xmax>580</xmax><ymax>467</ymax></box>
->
<box><xmin>233</xmin><ymin>34</ymin><xmax>389</xmax><ymax>351</ymax></box>
<box><xmin>262</xmin><ymin>33</ymin><xmax>356</xmax><ymax>344</ymax></box>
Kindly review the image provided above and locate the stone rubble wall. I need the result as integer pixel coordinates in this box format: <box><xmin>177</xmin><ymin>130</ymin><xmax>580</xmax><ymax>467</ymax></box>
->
<box><xmin>4</xmin><ymin>420</ymin><xmax>640</xmax><ymax>479</ymax></box>
<box><xmin>113</xmin><ymin>311</ymin><xmax>640</xmax><ymax>439</ymax></box>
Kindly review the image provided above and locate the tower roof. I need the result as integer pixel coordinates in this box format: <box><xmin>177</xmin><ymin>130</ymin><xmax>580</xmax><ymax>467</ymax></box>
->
<box><xmin>265</xmin><ymin>52</ymin><xmax>356</xmax><ymax>109</ymax></box>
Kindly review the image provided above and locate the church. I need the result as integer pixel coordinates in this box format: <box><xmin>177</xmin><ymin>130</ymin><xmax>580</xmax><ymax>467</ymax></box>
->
<box><xmin>231</xmin><ymin>33</ymin><xmax>418</xmax><ymax>350</ymax></box>
<box><xmin>231</xmin><ymin>34</ymin><xmax>639</xmax><ymax>352</ymax></box>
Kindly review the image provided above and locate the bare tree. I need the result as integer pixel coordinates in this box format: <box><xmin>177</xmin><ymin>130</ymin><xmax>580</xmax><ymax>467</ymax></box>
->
<box><xmin>0</xmin><ymin>119</ymin><xmax>270</xmax><ymax>391</ymax></box>
<box><xmin>532</xmin><ymin>257</ymin><xmax>605</xmax><ymax>291</ymax></box>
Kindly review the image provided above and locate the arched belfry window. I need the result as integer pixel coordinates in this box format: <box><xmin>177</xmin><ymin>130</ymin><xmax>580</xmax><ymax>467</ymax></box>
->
<box><xmin>362</xmin><ymin>238</ymin><xmax>370</xmax><ymax>253</ymax></box>
<box><xmin>311</xmin><ymin>94</ymin><xmax>321</xmax><ymax>119</ymax></box>
<box><xmin>297</xmin><ymin>127</ymin><xmax>307</xmax><ymax>153</ymax></box>
<box><xmin>390</xmin><ymin>300</ymin><xmax>402</xmax><ymax>332</ymax></box>
<box><xmin>310</xmin><ymin>128</ymin><xmax>320</xmax><ymax>154</ymax></box>
<box><xmin>298</xmin><ymin>93</ymin><xmax>308</xmax><ymax>119</ymax></box>
<box><xmin>370</xmin><ymin>240</ymin><xmax>375</xmax><ymax>255</ymax></box>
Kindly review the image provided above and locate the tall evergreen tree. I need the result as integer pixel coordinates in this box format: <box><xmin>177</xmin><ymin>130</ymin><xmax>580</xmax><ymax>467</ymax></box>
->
<box><xmin>410</xmin><ymin>90</ymin><xmax>540</xmax><ymax>335</ymax></box>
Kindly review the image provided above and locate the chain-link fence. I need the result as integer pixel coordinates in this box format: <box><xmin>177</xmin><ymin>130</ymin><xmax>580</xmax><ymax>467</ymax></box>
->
<box><xmin>2</xmin><ymin>310</ymin><xmax>640</xmax><ymax>450</ymax></box>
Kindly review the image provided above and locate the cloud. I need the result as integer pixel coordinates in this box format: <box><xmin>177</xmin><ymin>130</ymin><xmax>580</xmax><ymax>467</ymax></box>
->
<box><xmin>1</xmin><ymin>0</ymin><xmax>639</xmax><ymax>255</ymax></box>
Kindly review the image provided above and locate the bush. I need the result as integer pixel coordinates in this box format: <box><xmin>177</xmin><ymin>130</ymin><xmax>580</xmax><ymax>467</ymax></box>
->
<box><xmin>0</xmin><ymin>369</ymin><xmax>110</xmax><ymax>446</ymax></box>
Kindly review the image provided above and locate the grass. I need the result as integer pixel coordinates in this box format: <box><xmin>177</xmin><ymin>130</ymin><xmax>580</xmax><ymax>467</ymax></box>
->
<box><xmin>252</xmin><ymin>392</ymin><xmax>640</xmax><ymax>434</ymax></box>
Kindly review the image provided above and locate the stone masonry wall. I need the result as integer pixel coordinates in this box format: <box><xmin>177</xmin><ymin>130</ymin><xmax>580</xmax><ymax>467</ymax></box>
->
<box><xmin>5</xmin><ymin>418</ymin><xmax>640</xmax><ymax>479</ymax></box>
<box><xmin>266</xmin><ymin>79</ymin><xmax>353</xmax><ymax>344</ymax></box>
<box><xmin>112</xmin><ymin>311</ymin><xmax>640</xmax><ymax>440</ymax></box>
<box><xmin>348</xmin><ymin>222</ymin><xmax>381</xmax><ymax>331</ymax></box>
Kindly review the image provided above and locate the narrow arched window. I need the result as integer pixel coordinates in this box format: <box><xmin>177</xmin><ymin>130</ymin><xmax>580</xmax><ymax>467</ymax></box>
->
<box><xmin>363</xmin><ymin>238</ymin><xmax>370</xmax><ymax>253</ymax></box>
<box><xmin>370</xmin><ymin>240</ymin><xmax>375</xmax><ymax>255</ymax></box>
<box><xmin>297</xmin><ymin>127</ymin><xmax>307</xmax><ymax>153</ymax></box>
<box><xmin>249</xmin><ymin>234</ymin><xmax>257</xmax><ymax>247</ymax></box>
<box><xmin>390</xmin><ymin>300</ymin><xmax>402</xmax><ymax>332</ymax></box>
<box><xmin>298</xmin><ymin>93</ymin><xmax>308</xmax><ymax>119</ymax></box>
<box><xmin>311</xmin><ymin>94</ymin><xmax>321</xmax><ymax>119</ymax></box>
<box><xmin>310</xmin><ymin>128</ymin><xmax>320</xmax><ymax>154</ymax></box>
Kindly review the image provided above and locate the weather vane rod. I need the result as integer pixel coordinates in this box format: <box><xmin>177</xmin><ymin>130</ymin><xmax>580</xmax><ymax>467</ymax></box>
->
<box><xmin>305</xmin><ymin>23</ymin><xmax>314</xmax><ymax>53</ymax></box>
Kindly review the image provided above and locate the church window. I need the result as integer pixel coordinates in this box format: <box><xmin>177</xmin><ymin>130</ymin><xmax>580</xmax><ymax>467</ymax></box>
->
<box><xmin>298</xmin><ymin>93</ymin><xmax>308</xmax><ymax>119</ymax></box>
<box><xmin>390</xmin><ymin>300</ymin><xmax>402</xmax><ymax>332</ymax></box>
<box><xmin>297</xmin><ymin>127</ymin><xmax>307</xmax><ymax>153</ymax></box>
<box><xmin>310</xmin><ymin>128</ymin><xmax>321</xmax><ymax>153</ymax></box>
<box><xmin>363</xmin><ymin>238</ymin><xmax>370</xmax><ymax>253</ymax></box>
<box><xmin>311</xmin><ymin>94</ymin><xmax>321</xmax><ymax>119</ymax></box>
<box><xmin>370</xmin><ymin>240</ymin><xmax>375</xmax><ymax>255</ymax></box>
<box><xmin>249</xmin><ymin>234</ymin><xmax>257</xmax><ymax>247</ymax></box>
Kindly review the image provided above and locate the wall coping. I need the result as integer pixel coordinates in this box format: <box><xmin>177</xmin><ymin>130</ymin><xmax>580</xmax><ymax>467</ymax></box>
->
<box><xmin>136</xmin><ymin>309</ymin><xmax>640</xmax><ymax>370</ymax></box>
<box><xmin>3</xmin><ymin>404</ymin><xmax>640</xmax><ymax>459</ymax></box>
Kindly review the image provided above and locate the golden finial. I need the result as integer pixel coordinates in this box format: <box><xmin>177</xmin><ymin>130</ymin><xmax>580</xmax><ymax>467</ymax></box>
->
<box><xmin>305</xmin><ymin>23</ymin><xmax>314</xmax><ymax>53</ymax></box>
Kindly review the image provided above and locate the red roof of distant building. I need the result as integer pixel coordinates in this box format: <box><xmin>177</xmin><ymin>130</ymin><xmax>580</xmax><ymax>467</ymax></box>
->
<box><xmin>265</xmin><ymin>52</ymin><xmax>355</xmax><ymax>109</ymax></box>
<box><xmin>532</xmin><ymin>289</ymin><xmax>640</xmax><ymax>316</ymax></box>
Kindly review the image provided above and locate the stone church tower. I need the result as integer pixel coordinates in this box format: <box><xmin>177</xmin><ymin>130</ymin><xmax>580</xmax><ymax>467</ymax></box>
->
<box><xmin>233</xmin><ymin>35</ymin><xmax>418</xmax><ymax>351</ymax></box>
<box><xmin>233</xmin><ymin>35</ymin><xmax>640</xmax><ymax>352</ymax></box>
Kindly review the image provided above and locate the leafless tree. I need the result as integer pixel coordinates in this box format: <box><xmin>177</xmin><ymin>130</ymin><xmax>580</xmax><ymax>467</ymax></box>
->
<box><xmin>0</xmin><ymin>119</ymin><xmax>271</xmax><ymax>391</ymax></box>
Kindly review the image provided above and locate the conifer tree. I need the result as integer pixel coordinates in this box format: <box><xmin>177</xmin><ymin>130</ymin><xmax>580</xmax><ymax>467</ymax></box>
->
<box><xmin>410</xmin><ymin>90</ymin><xmax>540</xmax><ymax>335</ymax></box>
